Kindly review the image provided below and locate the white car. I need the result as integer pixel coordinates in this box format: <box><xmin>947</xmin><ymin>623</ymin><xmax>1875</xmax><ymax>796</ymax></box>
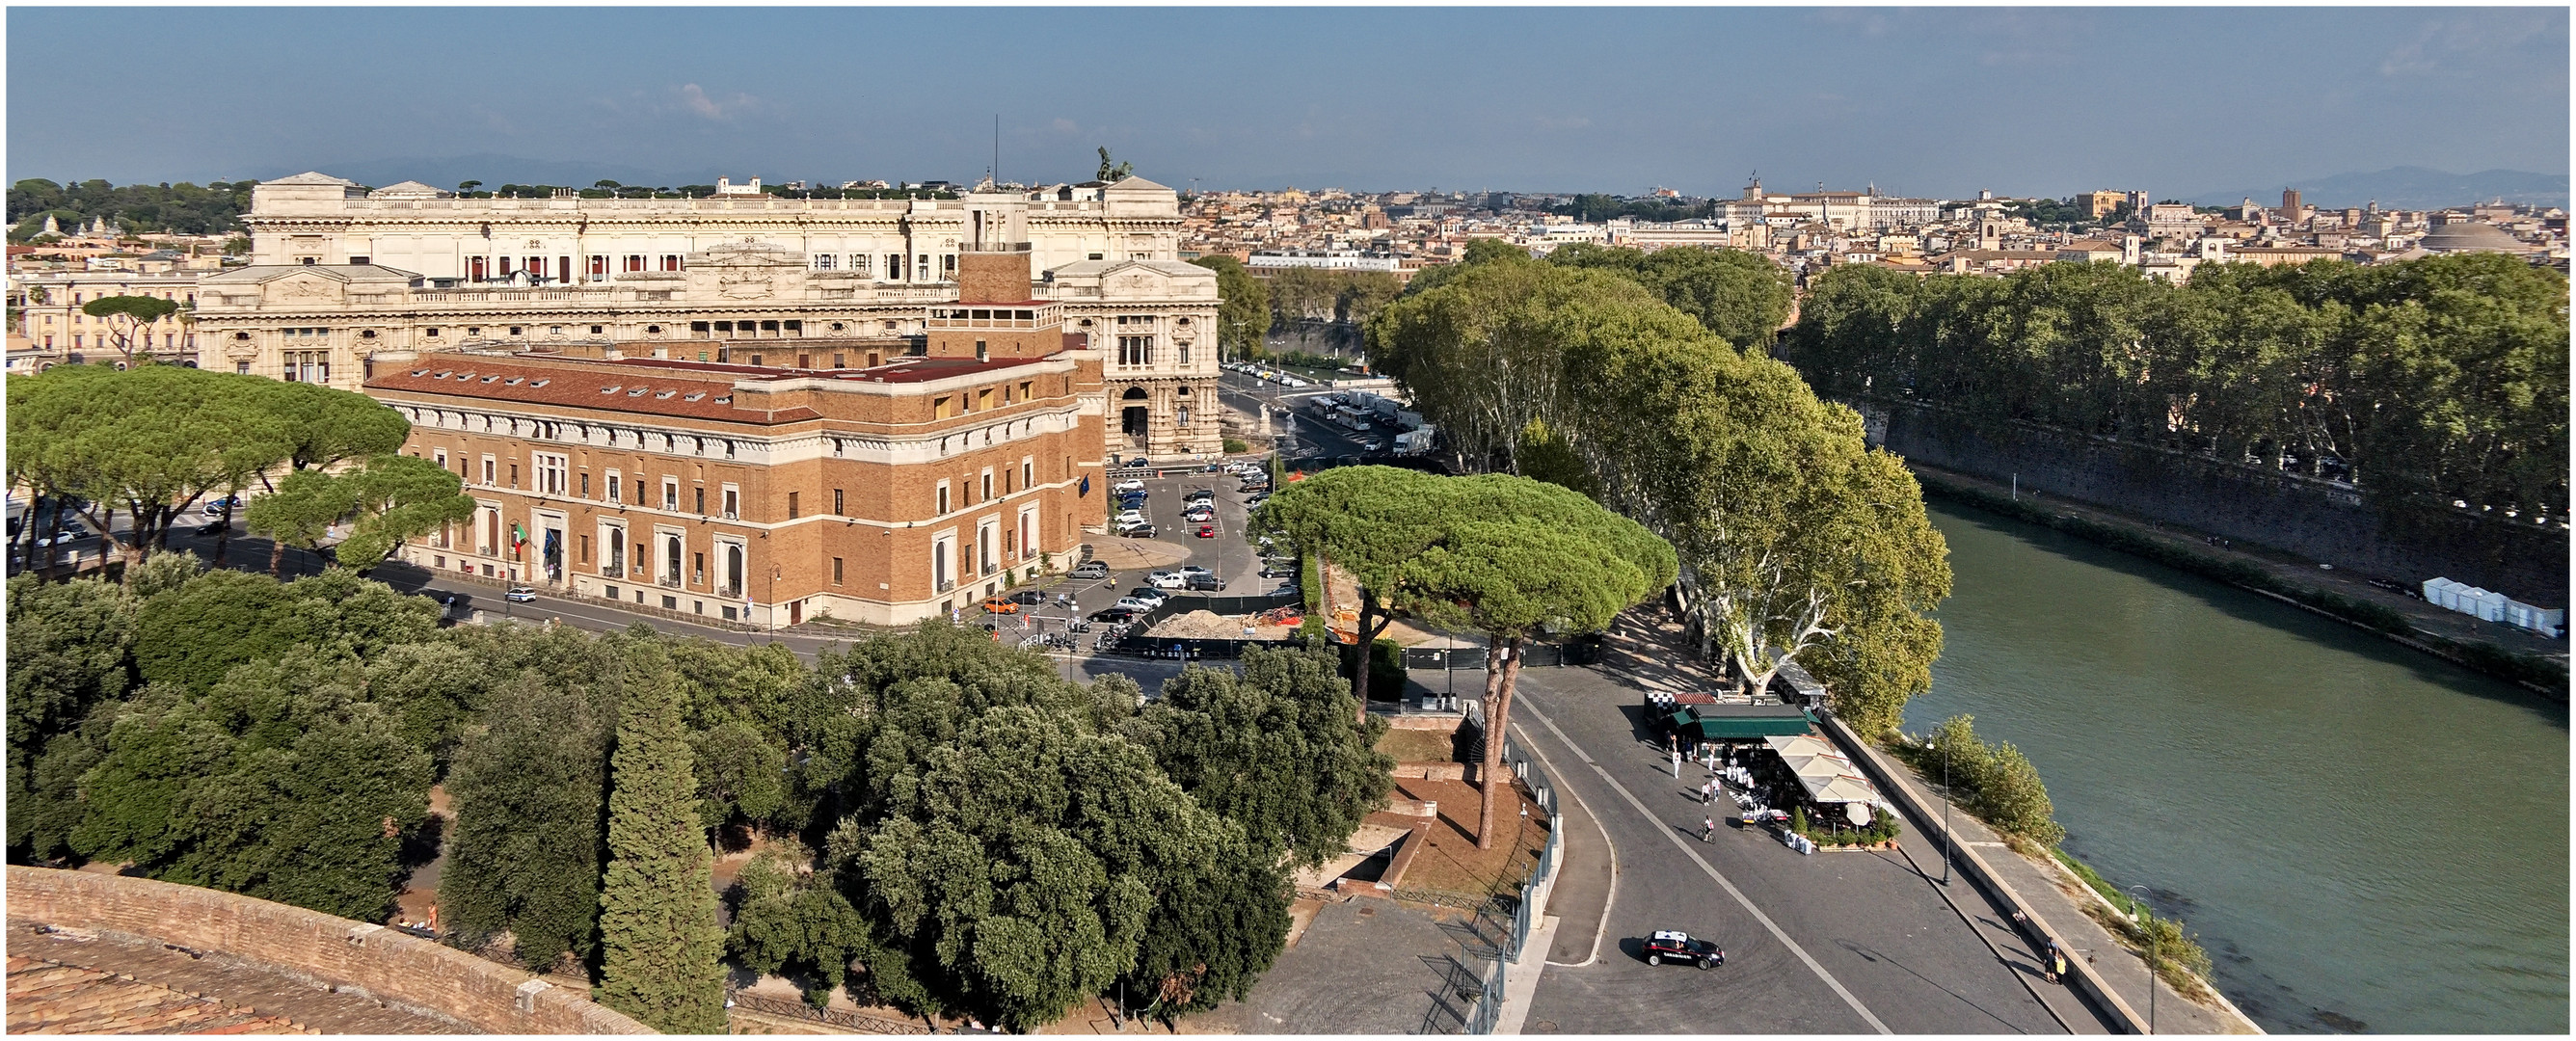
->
<box><xmin>505</xmin><ymin>586</ymin><xmax>537</xmax><ymax>602</ymax></box>
<box><xmin>1149</xmin><ymin>572</ymin><xmax>1191</xmax><ymax>590</ymax></box>
<box><xmin>1114</xmin><ymin>597</ymin><xmax>1159</xmax><ymax>612</ymax></box>
<box><xmin>1112</xmin><ymin>479</ymin><xmax>1146</xmax><ymax>494</ymax></box>
<box><xmin>1115</xmin><ymin>509</ymin><xmax>1147</xmax><ymax>525</ymax></box>
<box><xmin>1177</xmin><ymin>566</ymin><xmax>1213</xmax><ymax>578</ymax></box>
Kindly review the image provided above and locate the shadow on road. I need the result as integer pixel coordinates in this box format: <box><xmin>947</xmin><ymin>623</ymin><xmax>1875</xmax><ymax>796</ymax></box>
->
<box><xmin>1833</xmin><ymin>938</ymin><xmax>2034</xmax><ymax>1033</ymax></box>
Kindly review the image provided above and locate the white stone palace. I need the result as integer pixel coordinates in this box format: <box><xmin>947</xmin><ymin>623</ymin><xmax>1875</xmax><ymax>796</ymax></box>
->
<box><xmin>193</xmin><ymin>172</ymin><xmax>1221</xmax><ymax>458</ymax></box>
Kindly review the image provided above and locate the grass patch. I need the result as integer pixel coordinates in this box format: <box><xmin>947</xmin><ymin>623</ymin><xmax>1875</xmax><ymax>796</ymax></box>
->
<box><xmin>1377</xmin><ymin>727</ymin><xmax>1461</xmax><ymax>764</ymax></box>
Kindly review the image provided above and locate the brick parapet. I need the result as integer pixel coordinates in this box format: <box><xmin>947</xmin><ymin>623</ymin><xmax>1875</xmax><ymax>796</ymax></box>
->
<box><xmin>4</xmin><ymin>866</ymin><xmax>654</xmax><ymax>1035</ymax></box>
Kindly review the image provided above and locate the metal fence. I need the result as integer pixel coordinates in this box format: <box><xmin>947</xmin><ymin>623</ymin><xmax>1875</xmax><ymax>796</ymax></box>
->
<box><xmin>1452</xmin><ymin>702</ymin><xmax>1569</xmax><ymax>1034</ymax></box>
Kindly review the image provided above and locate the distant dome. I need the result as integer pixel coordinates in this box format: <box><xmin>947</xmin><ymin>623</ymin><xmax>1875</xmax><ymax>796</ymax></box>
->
<box><xmin>2420</xmin><ymin>221</ymin><xmax>2524</xmax><ymax>254</ymax></box>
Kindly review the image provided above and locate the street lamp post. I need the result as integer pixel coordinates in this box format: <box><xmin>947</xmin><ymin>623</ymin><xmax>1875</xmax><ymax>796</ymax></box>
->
<box><xmin>1938</xmin><ymin>741</ymin><xmax>1952</xmax><ymax>886</ymax></box>
<box><xmin>2129</xmin><ymin>884</ymin><xmax>2157</xmax><ymax>1034</ymax></box>
<box><xmin>767</xmin><ymin>564</ymin><xmax>782</xmax><ymax>640</ymax></box>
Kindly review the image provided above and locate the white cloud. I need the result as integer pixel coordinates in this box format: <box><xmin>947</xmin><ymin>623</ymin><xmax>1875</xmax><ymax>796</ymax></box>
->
<box><xmin>673</xmin><ymin>83</ymin><xmax>758</xmax><ymax>120</ymax></box>
<box><xmin>1051</xmin><ymin>118</ymin><xmax>1079</xmax><ymax>134</ymax></box>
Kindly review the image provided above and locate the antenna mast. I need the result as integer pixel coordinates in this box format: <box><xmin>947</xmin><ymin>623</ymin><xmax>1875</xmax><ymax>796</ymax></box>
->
<box><xmin>992</xmin><ymin>115</ymin><xmax>1001</xmax><ymax>187</ymax></box>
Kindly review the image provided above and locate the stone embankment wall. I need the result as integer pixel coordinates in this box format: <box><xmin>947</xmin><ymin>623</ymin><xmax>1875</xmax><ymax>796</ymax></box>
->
<box><xmin>5</xmin><ymin>867</ymin><xmax>652</xmax><ymax>1035</ymax></box>
<box><xmin>1860</xmin><ymin>400</ymin><xmax>2569</xmax><ymax>607</ymax></box>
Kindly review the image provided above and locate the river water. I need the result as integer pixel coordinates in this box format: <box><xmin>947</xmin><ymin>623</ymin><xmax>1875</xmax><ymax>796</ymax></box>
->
<box><xmin>1904</xmin><ymin>501</ymin><xmax>2569</xmax><ymax>1034</ymax></box>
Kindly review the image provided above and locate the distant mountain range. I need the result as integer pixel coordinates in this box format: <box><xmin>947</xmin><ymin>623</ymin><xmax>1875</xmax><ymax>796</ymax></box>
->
<box><xmin>2185</xmin><ymin>167</ymin><xmax>2566</xmax><ymax>211</ymax></box>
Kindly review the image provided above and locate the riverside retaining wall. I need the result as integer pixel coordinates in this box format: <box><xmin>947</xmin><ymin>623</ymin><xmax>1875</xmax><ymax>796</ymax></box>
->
<box><xmin>1861</xmin><ymin>401</ymin><xmax>2568</xmax><ymax>607</ymax></box>
<box><xmin>4</xmin><ymin>866</ymin><xmax>653</xmax><ymax>1034</ymax></box>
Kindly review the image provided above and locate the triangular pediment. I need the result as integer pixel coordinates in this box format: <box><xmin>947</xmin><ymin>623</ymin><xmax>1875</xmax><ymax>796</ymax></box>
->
<box><xmin>263</xmin><ymin>171</ymin><xmax>358</xmax><ymax>186</ymax></box>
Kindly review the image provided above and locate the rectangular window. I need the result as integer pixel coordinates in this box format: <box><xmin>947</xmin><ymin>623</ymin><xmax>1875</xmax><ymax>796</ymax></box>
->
<box><xmin>481</xmin><ymin>455</ymin><xmax>496</xmax><ymax>486</ymax></box>
<box><xmin>787</xmin><ymin>491</ymin><xmax>799</xmax><ymax>520</ymax></box>
<box><xmin>721</xmin><ymin>486</ymin><xmax>738</xmax><ymax>520</ymax></box>
<box><xmin>588</xmin><ymin>254</ymin><xmax>608</xmax><ymax>277</ymax></box>
<box><xmin>663</xmin><ymin>478</ymin><xmax>679</xmax><ymax>511</ymax></box>
<box><xmin>1118</xmin><ymin>335</ymin><xmax>1154</xmax><ymax>365</ymax></box>
<box><xmin>607</xmin><ymin>472</ymin><xmax>621</xmax><ymax>503</ymax></box>
<box><xmin>1022</xmin><ymin>460</ymin><xmax>1033</xmax><ymax>489</ymax></box>
<box><xmin>977</xmin><ymin>387</ymin><xmax>993</xmax><ymax>411</ymax></box>
<box><xmin>693</xmin><ymin>551</ymin><xmax>705</xmax><ymax>586</ymax></box>
<box><xmin>887</xmin><ymin>254</ymin><xmax>903</xmax><ymax>280</ymax></box>
<box><xmin>695</xmin><ymin>487</ymin><xmax>706</xmax><ymax>515</ymax></box>
<box><xmin>812</xmin><ymin>254</ymin><xmax>835</xmax><ymax>271</ymax></box>
<box><xmin>625</xmin><ymin>254</ymin><xmax>645</xmax><ymax>273</ymax></box>
<box><xmin>981</xmin><ymin>470</ymin><xmax>994</xmax><ymax>500</ymax></box>
<box><xmin>579</xmin><ymin>534</ymin><xmax>590</xmax><ymax>564</ymax></box>
<box><xmin>1179</xmin><ymin>343</ymin><xmax>1191</xmax><ymax>365</ymax></box>
<box><xmin>852</xmin><ymin>254</ymin><xmax>872</xmax><ymax>278</ymax></box>
<box><xmin>834</xmin><ymin>488</ymin><xmax>845</xmax><ymax>515</ymax></box>
<box><xmin>933</xmin><ymin>396</ymin><xmax>953</xmax><ymax>419</ymax></box>
<box><xmin>937</xmin><ymin>482</ymin><xmax>951</xmax><ymax>515</ymax></box>
<box><xmin>832</xmin><ymin>557</ymin><xmax>845</xmax><ymax>585</ymax></box>
<box><xmin>661</xmin><ymin>254</ymin><xmax>682</xmax><ymax>272</ymax></box>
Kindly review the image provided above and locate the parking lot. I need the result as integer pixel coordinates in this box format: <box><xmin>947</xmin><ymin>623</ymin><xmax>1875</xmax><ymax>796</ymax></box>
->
<box><xmin>967</xmin><ymin>461</ymin><xmax>1289</xmax><ymax>642</ymax></box>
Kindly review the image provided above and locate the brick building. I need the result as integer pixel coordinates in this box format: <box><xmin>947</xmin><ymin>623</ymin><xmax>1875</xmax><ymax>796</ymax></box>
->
<box><xmin>363</xmin><ymin>251</ymin><xmax>1108</xmax><ymax>626</ymax></box>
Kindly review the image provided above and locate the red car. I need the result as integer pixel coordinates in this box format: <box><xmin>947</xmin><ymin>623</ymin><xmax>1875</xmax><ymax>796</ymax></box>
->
<box><xmin>1194</xmin><ymin>525</ymin><xmax>1217</xmax><ymax>538</ymax></box>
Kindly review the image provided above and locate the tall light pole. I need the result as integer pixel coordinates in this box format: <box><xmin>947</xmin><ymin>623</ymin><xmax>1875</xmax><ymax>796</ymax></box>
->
<box><xmin>2129</xmin><ymin>884</ymin><xmax>2157</xmax><ymax>1035</ymax></box>
<box><xmin>1937</xmin><ymin>740</ymin><xmax>1952</xmax><ymax>886</ymax></box>
<box><xmin>767</xmin><ymin>564</ymin><xmax>781</xmax><ymax>640</ymax></box>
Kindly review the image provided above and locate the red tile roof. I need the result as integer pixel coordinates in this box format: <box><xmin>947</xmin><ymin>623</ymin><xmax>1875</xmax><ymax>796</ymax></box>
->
<box><xmin>366</xmin><ymin>360</ymin><xmax>811</xmax><ymax>423</ymax></box>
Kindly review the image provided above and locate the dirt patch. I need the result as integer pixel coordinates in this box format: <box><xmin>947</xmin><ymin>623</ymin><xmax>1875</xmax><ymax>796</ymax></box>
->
<box><xmin>1143</xmin><ymin>609</ymin><xmax>1301</xmax><ymax>641</ymax></box>
<box><xmin>1377</xmin><ymin>776</ymin><xmax>1549</xmax><ymax>902</ymax></box>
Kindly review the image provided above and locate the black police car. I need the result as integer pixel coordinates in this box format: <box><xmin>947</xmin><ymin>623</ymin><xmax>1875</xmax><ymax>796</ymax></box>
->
<box><xmin>1643</xmin><ymin>929</ymin><xmax>1725</xmax><ymax>970</ymax></box>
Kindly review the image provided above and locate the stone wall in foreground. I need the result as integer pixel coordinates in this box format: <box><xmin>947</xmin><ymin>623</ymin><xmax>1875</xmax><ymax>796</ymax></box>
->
<box><xmin>4</xmin><ymin>866</ymin><xmax>653</xmax><ymax>1035</ymax></box>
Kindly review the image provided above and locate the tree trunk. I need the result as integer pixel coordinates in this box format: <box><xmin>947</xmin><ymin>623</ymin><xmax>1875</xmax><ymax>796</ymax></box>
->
<box><xmin>1350</xmin><ymin>599</ymin><xmax>1373</xmax><ymax>722</ymax></box>
<box><xmin>269</xmin><ymin>539</ymin><xmax>287</xmax><ymax>577</ymax></box>
<box><xmin>213</xmin><ymin>495</ymin><xmax>236</xmax><ymax>566</ymax></box>
<box><xmin>1475</xmin><ymin>635</ymin><xmax>1523</xmax><ymax>850</ymax></box>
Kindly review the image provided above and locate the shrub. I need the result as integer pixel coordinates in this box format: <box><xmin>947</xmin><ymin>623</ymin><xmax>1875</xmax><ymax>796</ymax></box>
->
<box><xmin>1367</xmin><ymin>638</ymin><xmax>1407</xmax><ymax>701</ymax></box>
<box><xmin>1222</xmin><ymin>438</ymin><xmax>1250</xmax><ymax>454</ymax></box>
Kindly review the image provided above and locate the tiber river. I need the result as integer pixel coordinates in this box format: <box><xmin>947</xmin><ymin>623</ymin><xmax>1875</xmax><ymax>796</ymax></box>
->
<box><xmin>1903</xmin><ymin>501</ymin><xmax>2568</xmax><ymax>1034</ymax></box>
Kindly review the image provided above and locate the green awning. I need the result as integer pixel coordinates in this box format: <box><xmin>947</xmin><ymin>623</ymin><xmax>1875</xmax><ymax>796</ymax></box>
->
<box><xmin>1675</xmin><ymin>705</ymin><xmax>1816</xmax><ymax>740</ymax></box>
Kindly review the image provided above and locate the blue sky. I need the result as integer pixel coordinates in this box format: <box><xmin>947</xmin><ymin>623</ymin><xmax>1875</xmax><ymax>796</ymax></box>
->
<box><xmin>8</xmin><ymin>6</ymin><xmax>2565</xmax><ymax>198</ymax></box>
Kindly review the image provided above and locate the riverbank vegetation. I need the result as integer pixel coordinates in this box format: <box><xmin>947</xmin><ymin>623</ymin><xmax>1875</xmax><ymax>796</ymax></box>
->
<box><xmin>1781</xmin><ymin>254</ymin><xmax>2569</xmax><ymax>524</ymax></box>
<box><xmin>7</xmin><ymin>554</ymin><xmax>1394</xmax><ymax>1030</ymax></box>
<box><xmin>1915</xmin><ymin>469</ymin><xmax>2567</xmax><ymax>697</ymax></box>
<box><xmin>1368</xmin><ymin>242</ymin><xmax>1950</xmax><ymax>734</ymax></box>
<box><xmin>1890</xmin><ymin>715</ymin><xmax>2217</xmax><ymax>1003</ymax></box>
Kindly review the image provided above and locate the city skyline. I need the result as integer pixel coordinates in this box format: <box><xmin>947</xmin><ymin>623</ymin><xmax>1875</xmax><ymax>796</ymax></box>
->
<box><xmin>8</xmin><ymin>6</ymin><xmax>2566</xmax><ymax>198</ymax></box>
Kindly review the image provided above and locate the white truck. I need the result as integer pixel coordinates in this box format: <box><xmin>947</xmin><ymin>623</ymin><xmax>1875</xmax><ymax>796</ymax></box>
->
<box><xmin>1394</xmin><ymin>427</ymin><xmax>1436</xmax><ymax>455</ymax></box>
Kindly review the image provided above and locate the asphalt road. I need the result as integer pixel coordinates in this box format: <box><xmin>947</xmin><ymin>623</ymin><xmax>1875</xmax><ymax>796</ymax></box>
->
<box><xmin>1503</xmin><ymin>662</ymin><xmax>2098</xmax><ymax>1035</ymax></box>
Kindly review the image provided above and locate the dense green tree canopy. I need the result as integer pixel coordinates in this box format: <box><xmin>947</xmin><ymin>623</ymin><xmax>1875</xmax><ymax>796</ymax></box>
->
<box><xmin>595</xmin><ymin>644</ymin><xmax>728</xmax><ymax>1034</ymax></box>
<box><xmin>440</xmin><ymin>672</ymin><xmax>611</xmax><ymax>971</ymax></box>
<box><xmin>8</xmin><ymin>178</ymin><xmax>255</xmax><ymax>237</ymax></box>
<box><xmin>78</xmin><ymin>295</ymin><xmax>182</xmax><ymax>361</ymax></box>
<box><xmin>1189</xmin><ymin>255</ymin><xmax>1272</xmax><ymax>359</ymax></box>
<box><xmin>1139</xmin><ymin>646</ymin><xmax>1392</xmax><ymax>871</ymax></box>
<box><xmin>1780</xmin><ymin>254</ymin><xmax>2570</xmax><ymax>521</ymax></box>
<box><xmin>1545</xmin><ymin>243</ymin><xmax>1795</xmax><ymax>350</ymax></box>
<box><xmin>1369</xmin><ymin>246</ymin><xmax>1952</xmax><ymax>734</ymax></box>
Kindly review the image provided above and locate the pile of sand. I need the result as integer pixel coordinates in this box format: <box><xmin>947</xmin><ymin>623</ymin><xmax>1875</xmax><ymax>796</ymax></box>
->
<box><xmin>1147</xmin><ymin>610</ymin><xmax>1253</xmax><ymax>640</ymax></box>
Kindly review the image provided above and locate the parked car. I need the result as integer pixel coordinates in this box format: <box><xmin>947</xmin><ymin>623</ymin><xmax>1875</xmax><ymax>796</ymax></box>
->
<box><xmin>1641</xmin><ymin>930</ymin><xmax>1725</xmax><ymax>970</ymax></box>
<box><xmin>1125</xmin><ymin>588</ymin><xmax>1168</xmax><ymax>608</ymax></box>
<box><xmin>195</xmin><ymin>521</ymin><xmax>226</xmax><ymax>536</ymax></box>
<box><xmin>1184</xmin><ymin>574</ymin><xmax>1226</xmax><ymax>592</ymax></box>
<box><xmin>1178</xmin><ymin>566</ymin><xmax>1212</xmax><ymax>577</ymax></box>
<box><xmin>1238</xmin><ymin>482</ymin><xmax>1271</xmax><ymax>494</ymax></box>
<box><xmin>1184</xmin><ymin>488</ymin><xmax>1217</xmax><ymax>503</ymax></box>
<box><xmin>1182</xmin><ymin>508</ymin><xmax>1216</xmax><ymax>523</ymax></box>
<box><xmin>201</xmin><ymin>495</ymin><xmax>241</xmax><ymax>516</ymax></box>
<box><xmin>1117</xmin><ymin>524</ymin><xmax>1157</xmax><ymax>539</ymax></box>
<box><xmin>1089</xmin><ymin>606</ymin><xmax>1140</xmax><ymax>624</ymax></box>
<box><xmin>1115</xmin><ymin>510</ymin><xmax>1147</xmax><ymax>525</ymax></box>
<box><xmin>1113</xmin><ymin>597</ymin><xmax>1159</xmax><ymax>613</ymax></box>
<box><xmin>1009</xmin><ymin>589</ymin><xmax>1046</xmax><ymax>606</ymax></box>
<box><xmin>979</xmin><ymin>596</ymin><xmax>1021</xmax><ymax>614</ymax></box>
<box><xmin>1149</xmin><ymin>572</ymin><xmax>1190</xmax><ymax>590</ymax></box>
<box><xmin>505</xmin><ymin>586</ymin><xmax>538</xmax><ymax>602</ymax></box>
<box><xmin>1194</xmin><ymin>525</ymin><xmax>1218</xmax><ymax>539</ymax></box>
<box><xmin>1359</xmin><ymin>438</ymin><xmax>1385</xmax><ymax>453</ymax></box>
<box><xmin>1259</xmin><ymin>562</ymin><xmax>1296</xmax><ymax>579</ymax></box>
<box><xmin>1112</xmin><ymin>479</ymin><xmax>1146</xmax><ymax>494</ymax></box>
<box><xmin>1068</xmin><ymin>561</ymin><xmax>1110</xmax><ymax>580</ymax></box>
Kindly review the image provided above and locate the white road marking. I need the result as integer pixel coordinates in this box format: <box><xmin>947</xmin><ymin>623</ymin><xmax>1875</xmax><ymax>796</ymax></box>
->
<box><xmin>1519</xmin><ymin>698</ymin><xmax>1893</xmax><ymax>1035</ymax></box>
<box><xmin>1511</xmin><ymin>720</ymin><xmax>1617</xmax><ymax>969</ymax></box>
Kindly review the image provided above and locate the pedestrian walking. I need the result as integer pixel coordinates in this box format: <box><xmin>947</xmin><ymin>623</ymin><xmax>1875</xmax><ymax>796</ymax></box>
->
<box><xmin>2044</xmin><ymin>939</ymin><xmax>2063</xmax><ymax>984</ymax></box>
<box><xmin>1702</xmin><ymin>815</ymin><xmax>1716</xmax><ymax>842</ymax></box>
<box><xmin>1671</xmin><ymin>747</ymin><xmax>1682</xmax><ymax>778</ymax></box>
<box><xmin>1701</xmin><ymin>778</ymin><xmax>1715</xmax><ymax>804</ymax></box>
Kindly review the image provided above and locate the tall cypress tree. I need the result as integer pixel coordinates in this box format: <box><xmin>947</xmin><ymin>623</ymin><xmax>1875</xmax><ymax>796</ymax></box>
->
<box><xmin>594</xmin><ymin>651</ymin><xmax>726</xmax><ymax>1033</ymax></box>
